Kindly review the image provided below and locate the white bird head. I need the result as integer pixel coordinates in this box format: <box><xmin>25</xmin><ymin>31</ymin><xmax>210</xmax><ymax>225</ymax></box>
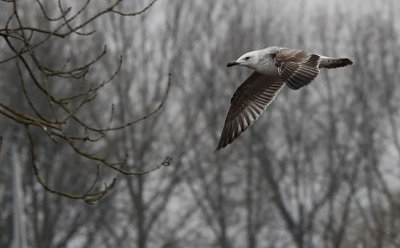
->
<box><xmin>227</xmin><ymin>51</ymin><xmax>261</xmax><ymax>70</ymax></box>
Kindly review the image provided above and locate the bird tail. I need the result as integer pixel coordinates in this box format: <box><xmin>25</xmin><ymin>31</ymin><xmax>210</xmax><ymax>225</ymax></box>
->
<box><xmin>318</xmin><ymin>56</ymin><xmax>353</xmax><ymax>69</ymax></box>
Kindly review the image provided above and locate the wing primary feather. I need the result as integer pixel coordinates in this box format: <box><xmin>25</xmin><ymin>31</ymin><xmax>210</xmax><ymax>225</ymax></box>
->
<box><xmin>216</xmin><ymin>72</ymin><xmax>285</xmax><ymax>150</ymax></box>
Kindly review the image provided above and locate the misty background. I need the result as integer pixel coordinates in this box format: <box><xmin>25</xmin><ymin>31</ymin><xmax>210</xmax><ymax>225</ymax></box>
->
<box><xmin>1</xmin><ymin>0</ymin><xmax>400</xmax><ymax>247</ymax></box>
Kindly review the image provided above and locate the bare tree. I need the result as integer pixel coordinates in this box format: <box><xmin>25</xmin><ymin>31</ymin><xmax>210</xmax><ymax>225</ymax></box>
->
<box><xmin>2</xmin><ymin>0</ymin><xmax>400</xmax><ymax>247</ymax></box>
<box><xmin>0</xmin><ymin>0</ymin><xmax>171</xmax><ymax>202</ymax></box>
<box><xmin>178</xmin><ymin>1</ymin><xmax>400</xmax><ymax>248</ymax></box>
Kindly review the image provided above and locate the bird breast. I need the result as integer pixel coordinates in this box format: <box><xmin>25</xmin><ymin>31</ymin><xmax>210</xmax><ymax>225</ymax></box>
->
<box><xmin>255</xmin><ymin>62</ymin><xmax>280</xmax><ymax>78</ymax></box>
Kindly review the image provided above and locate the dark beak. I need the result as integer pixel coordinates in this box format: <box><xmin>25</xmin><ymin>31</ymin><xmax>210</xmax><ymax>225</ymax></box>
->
<box><xmin>227</xmin><ymin>61</ymin><xmax>239</xmax><ymax>67</ymax></box>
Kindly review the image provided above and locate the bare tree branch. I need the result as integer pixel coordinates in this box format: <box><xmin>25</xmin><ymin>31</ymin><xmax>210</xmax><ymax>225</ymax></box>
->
<box><xmin>0</xmin><ymin>0</ymin><xmax>172</xmax><ymax>202</ymax></box>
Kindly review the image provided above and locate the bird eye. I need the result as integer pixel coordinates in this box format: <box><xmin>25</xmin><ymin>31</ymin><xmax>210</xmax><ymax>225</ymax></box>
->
<box><xmin>244</xmin><ymin>56</ymin><xmax>250</xmax><ymax>60</ymax></box>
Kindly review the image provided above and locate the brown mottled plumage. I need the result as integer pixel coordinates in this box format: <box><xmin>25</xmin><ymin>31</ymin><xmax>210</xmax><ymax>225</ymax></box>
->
<box><xmin>216</xmin><ymin>47</ymin><xmax>353</xmax><ymax>150</ymax></box>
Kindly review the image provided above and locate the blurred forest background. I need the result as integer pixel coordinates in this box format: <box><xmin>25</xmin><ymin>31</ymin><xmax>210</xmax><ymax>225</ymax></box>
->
<box><xmin>1</xmin><ymin>0</ymin><xmax>400</xmax><ymax>247</ymax></box>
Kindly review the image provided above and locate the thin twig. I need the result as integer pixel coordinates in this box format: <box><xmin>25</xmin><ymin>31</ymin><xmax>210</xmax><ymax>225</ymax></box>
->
<box><xmin>25</xmin><ymin>125</ymin><xmax>118</xmax><ymax>204</ymax></box>
<box><xmin>111</xmin><ymin>0</ymin><xmax>159</xmax><ymax>16</ymax></box>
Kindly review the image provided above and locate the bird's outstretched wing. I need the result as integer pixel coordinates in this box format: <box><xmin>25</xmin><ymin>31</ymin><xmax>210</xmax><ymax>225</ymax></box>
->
<box><xmin>275</xmin><ymin>49</ymin><xmax>320</xmax><ymax>90</ymax></box>
<box><xmin>216</xmin><ymin>72</ymin><xmax>284</xmax><ymax>150</ymax></box>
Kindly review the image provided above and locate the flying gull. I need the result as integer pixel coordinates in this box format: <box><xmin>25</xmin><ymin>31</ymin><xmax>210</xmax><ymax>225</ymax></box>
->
<box><xmin>216</xmin><ymin>46</ymin><xmax>353</xmax><ymax>150</ymax></box>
